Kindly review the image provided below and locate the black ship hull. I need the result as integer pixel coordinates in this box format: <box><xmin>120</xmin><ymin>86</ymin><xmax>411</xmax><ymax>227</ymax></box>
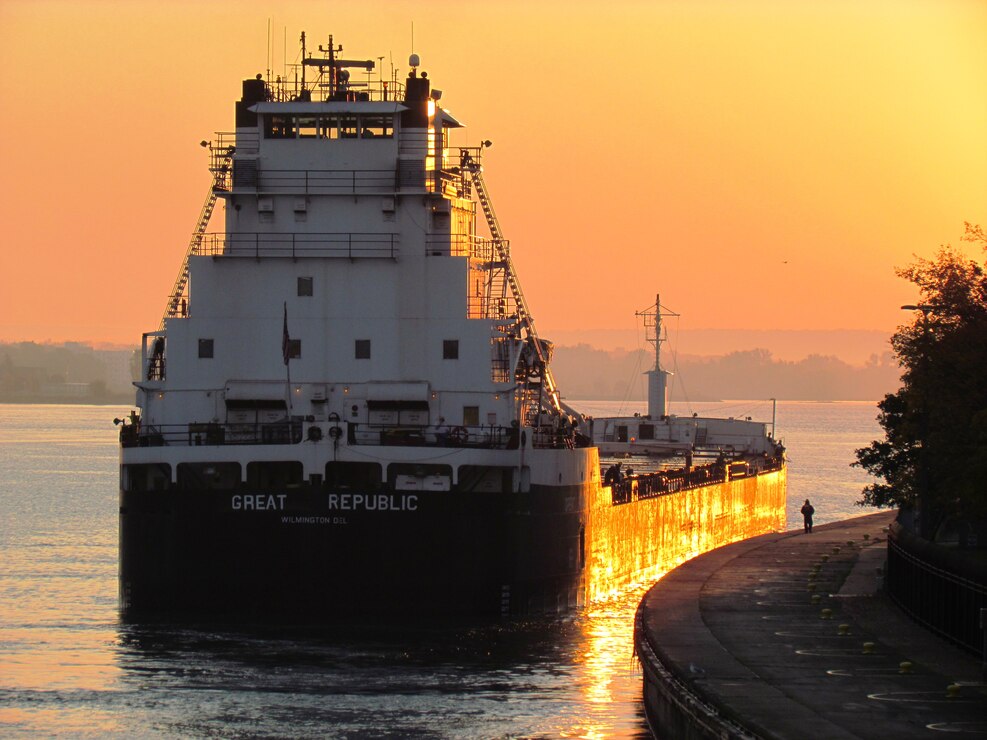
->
<box><xmin>119</xmin><ymin>483</ymin><xmax>589</xmax><ymax>621</ymax></box>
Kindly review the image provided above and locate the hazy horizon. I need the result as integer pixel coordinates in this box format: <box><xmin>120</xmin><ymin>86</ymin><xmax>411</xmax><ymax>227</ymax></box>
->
<box><xmin>0</xmin><ymin>326</ymin><xmax>892</xmax><ymax>367</ymax></box>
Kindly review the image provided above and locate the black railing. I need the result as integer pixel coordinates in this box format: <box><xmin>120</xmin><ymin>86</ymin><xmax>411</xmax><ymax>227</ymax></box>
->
<box><xmin>228</xmin><ymin>164</ymin><xmax>464</xmax><ymax>197</ymax></box>
<box><xmin>199</xmin><ymin>232</ymin><xmax>399</xmax><ymax>259</ymax></box>
<box><xmin>250</xmin><ymin>168</ymin><xmax>396</xmax><ymax>194</ymax></box>
<box><xmin>610</xmin><ymin>455</ymin><xmax>785</xmax><ymax>505</ymax></box>
<box><xmin>887</xmin><ymin>521</ymin><xmax>987</xmax><ymax>654</ymax></box>
<box><xmin>425</xmin><ymin>234</ymin><xmax>502</xmax><ymax>259</ymax></box>
<box><xmin>123</xmin><ymin>421</ymin><xmax>303</xmax><ymax>448</ymax></box>
<box><xmin>121</xmin><ymin>419</ymin><xmax>583</xmax><ymax>452</ymax></box>
<box><xmin>348</xmin><ymin>423</ymin><xmax>519</xmax><ymax>450</ymax></box>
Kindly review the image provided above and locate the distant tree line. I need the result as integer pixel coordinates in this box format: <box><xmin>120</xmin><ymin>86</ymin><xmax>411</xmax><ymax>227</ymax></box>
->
<box><xmin>0</xmin><ymin>342</ymin><xmax>134</xmax><ymax>404</ymax></box>
<box><xmin>855</xmin><ymin>223</ymin><xmax>987</xmax><ymax>535</ymax></box>
<box><xmin>552</xmin><ymin>344</ymin><xmax>899</xmax><ymax>402</ymax></box>
<box><xmin>2</xmin><ymin>333</ymin><xmax>901</xmax><ymax>407</ymax></box>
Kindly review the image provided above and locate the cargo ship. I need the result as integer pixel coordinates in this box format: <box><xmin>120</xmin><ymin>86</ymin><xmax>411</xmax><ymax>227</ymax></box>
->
<box><xmin>117</xmin><ymin>34</ymin><xmax>786</xmax><ymax>619</ymax></box>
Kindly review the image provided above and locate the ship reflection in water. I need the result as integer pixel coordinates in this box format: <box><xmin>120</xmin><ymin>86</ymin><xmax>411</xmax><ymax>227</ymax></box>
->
<box><xmin>109</xmin><ymin>591</ymin><xmax>653</xmax><ymax>738</ymax></box>
<box><xmin>1</xmin><ymin>523</ymin><xmax>652</xmax><ymax>737</ymax></box>
<box><xmin>0</xmin><ymin>538</ymin><xmax>649</xmax><ymax>737</ymax></box>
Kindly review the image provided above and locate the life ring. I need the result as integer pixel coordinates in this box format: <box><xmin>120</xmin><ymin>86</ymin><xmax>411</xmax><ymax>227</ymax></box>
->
<box><xmin>449</xmin><ymin>426</ymin><xmax>468</xmax><ymax>445</ymax></box>
<box><xmin>328</xmin><ymin>425</ymin><xmax>342</xmax><ymax>440</ymax></box>
<box><xmin>307</xmin><ymin>425</ymin><xmax>323</xmax><ymax>442</ymax></box>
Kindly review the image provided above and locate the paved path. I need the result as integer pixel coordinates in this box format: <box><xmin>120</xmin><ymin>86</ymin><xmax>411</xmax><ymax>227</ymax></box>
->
<box><xmin>636</xmin><ymin>512</ymin><xmax>987</xmax><ymax>739</ymax></box>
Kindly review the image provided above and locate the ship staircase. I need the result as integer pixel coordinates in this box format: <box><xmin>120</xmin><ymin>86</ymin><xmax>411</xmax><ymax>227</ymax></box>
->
<box><xmin>159</xmin><ymin>142</ymin><xmax>235</xmax><ymax>329</ymax></box>
<box><xmin>459</xmin><ymin>149</ymin><xmax>565</xmax><ymax>432</ymax></box>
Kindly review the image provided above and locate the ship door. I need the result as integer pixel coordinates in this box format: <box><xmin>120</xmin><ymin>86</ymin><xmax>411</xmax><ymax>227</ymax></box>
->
<box><xmin>616</xmin><ymin>425</ymin><xmax>628</xmax><ymax>443</ymax></box>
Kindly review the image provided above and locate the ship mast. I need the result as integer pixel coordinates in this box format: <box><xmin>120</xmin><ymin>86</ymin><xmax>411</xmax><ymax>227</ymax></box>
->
<box><xmin>636</xmin><ymin>294</ymin><xmax>678</xmax><ymax>418</ymax></box>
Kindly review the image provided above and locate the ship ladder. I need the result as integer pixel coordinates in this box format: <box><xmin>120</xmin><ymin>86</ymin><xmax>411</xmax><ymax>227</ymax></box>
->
<box><xmin>159</xmin><ymin>147</ymin><xmax>234</xmax><ymax>329</ymax></box>
<box><xmin>460</xmin><ymin>150</ymin><xmax>562</xmax><ymax>415</ymax></box>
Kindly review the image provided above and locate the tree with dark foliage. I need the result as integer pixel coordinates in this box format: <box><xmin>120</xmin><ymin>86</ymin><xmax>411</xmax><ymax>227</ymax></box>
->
<box><xmin>855</xmin><ymin>224</ymin><xmax>987</xmax><ymax>538</ymax></box>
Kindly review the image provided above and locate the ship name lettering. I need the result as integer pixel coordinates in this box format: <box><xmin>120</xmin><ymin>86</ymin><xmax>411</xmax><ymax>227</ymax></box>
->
<box><xmin>327</xmin><ymin>493</ymin><xmax>418</xmax><ymax>512</ymax></box>
<box><xmin>231</xmin><ymin>494</ymin><xmax>287</xmax><ymax>511</ymax></box>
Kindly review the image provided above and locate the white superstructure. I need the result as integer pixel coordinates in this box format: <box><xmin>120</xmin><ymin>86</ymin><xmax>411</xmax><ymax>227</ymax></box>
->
<box><xmin>128</xmin><ymin>36</ymin><xmax>581</xmax><ymax>489</ymax></box>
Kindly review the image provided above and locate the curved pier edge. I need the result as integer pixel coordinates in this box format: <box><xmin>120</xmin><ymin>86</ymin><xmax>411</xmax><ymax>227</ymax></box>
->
<box><xmin>634</xmin><ymin>620</ymin><xmax>764</xmax><ymax>740</ymax></box>
<box><xmin>634</xmin><ymin>511</ymin><xmax>986</xmax><ymax>740</ymax></box>
<box><xmin>634</xmin><ymin>528</ymin><xmax>791</xmax><ymax>740</ymax></box>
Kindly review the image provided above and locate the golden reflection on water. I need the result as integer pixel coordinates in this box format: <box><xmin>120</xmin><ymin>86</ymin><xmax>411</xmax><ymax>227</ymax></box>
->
<box><xmin>552</xmin><ymin>581</ymin><xmax>660</xmax><ymax>739</ymax></box>
<box><xmin>562</xmin><ymin>468</ymin><xmax>786</xmax><ymax>738</ymax></box>
<box><xmin>1</xmin><ymin>627</ymin><xmax>121</xmax><ymax>691</ymax></box>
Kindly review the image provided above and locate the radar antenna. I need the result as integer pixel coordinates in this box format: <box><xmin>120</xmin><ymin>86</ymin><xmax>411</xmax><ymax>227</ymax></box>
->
<box><xmin>304</xmin><ymin>34</ymin><xmax>374</xmax><ymax>98</ymax></box>
<box><xmin>636</xmin><ymin>294</ymin><xmax>678</xmax><ymax>418</ymax></box>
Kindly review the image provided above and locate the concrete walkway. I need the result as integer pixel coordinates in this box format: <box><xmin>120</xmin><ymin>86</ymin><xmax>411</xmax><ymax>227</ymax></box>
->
<box><xmin>636</xmin><ymin>512</ymin><xmax>987</xmax><ymax>739</ymax></box>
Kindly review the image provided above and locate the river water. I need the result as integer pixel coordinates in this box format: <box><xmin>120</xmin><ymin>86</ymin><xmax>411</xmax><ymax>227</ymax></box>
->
<box><xmin>0</xmin><ymin>400</ymin><xmax>881</xmax><ymax>737</ymax></box>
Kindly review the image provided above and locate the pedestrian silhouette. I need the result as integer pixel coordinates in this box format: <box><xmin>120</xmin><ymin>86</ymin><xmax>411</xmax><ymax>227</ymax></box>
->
<box><xmin>801</xmin><ymin>499</ymin><xmax>815</xmax><ymax>533</ymax></box>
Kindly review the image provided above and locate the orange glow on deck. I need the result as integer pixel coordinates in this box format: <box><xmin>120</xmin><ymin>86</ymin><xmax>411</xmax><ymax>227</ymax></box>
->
<box><xmin>584</xmin><ymin>468</ymin><xmax>787</xmax><ymax>603</ymax></box>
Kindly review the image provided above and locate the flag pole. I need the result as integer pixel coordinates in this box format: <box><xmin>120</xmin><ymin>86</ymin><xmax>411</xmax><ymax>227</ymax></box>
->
<box><xmin>282</xmin><ymin>301</ymin><xmax>293</xmax><ymax>415</ymax></box>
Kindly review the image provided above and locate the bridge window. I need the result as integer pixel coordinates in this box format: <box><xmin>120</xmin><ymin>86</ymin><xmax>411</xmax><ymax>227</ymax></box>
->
<box><xmin>297</xmin><ymin>116</ymin><xmax>318</xmax><ymax>138</ymax></box>
<box><xmin>338</xmin><ymin>115</ymin><xmax>358</xmax><ymax>139</ymax></box>
<box><xmin>263</xmin><ymin>113</ymin><xmax>394</xmax><ymax>140</ymax></box>
<box><xmin>443</xmin><ymin>340</ymin><xmax>459</xmax><ymax>359</ymax></box>
<box><xmin>297</xmin><ymin>277</ymin><xmax>313</xmax><ymax>296</ymax></box>
<box><xmin>265</xmin><ymin>114</ymin><xmax>292</xmax><ymax>139</ymax></box>
<box><xmin>198</xmin><ymin>338</ymin><xmax>214</xmax><ymax>358</ymax></box>
<box><xmin>361</xmin><ymin>115</ymin><xmax>393</xmax><ymax>138</ymax></box>
<box><xmin>355</xmin><ymin>339</ymin><xmax>371</xmax><ymax>359</ymax></box>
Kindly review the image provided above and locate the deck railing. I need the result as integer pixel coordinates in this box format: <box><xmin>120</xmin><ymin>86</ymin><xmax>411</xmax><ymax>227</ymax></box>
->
<box><xmin>121</xmin><ymin>419</ymin><xmax>580</xmax><ymax>451</ymax></box>
<box><xmin>198</xmin><ymin>232</ymin><xmax>399</xmax><ymax>259</ymax></box>
<box><xmin>227</xmin><ymin>165</ymin><xmax>463</xmax><ymax>197</ymax></box>
<box><xmin>348</xmin><ymin>423</ymin><xmax>517</xmax><ymax>449</ymax></box>
<box><xmin>610</xmin><ymin>455</ymin><xmax>785</xmax><ymax>505</ymax></box>
<box><xmin>236</xmin><ymin>168</ymin><xmax>396</xmax><ymax>194</ymax></box>
<box><xmin>123</xmin><ymin>421</ymin><xmax>303</xmax><ymax>448</ymax></box>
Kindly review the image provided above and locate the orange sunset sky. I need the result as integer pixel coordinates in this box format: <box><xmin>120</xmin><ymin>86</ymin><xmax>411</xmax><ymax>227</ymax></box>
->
<box><xmin>1</xmin><ymin>0</ymin><xmax>985</xmax><ymax>356</ymax></box>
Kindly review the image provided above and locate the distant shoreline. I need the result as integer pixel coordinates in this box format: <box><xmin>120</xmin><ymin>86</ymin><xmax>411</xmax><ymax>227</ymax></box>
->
<box><xmin>0</xmin><ymin>396</ymin><xmax>132</xmax><ymax>406</ymax></box>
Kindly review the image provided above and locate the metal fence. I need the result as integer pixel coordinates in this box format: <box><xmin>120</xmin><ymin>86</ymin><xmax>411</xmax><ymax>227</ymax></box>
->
<box><xmin>887</xmin><ymin>522</ymin><xmax>987</xmax><ymax>654</ymax></box>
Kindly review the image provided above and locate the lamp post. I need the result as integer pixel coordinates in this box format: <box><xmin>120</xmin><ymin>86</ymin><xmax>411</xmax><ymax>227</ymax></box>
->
<box><xmin>901</xmin><ymin>303</ymin><xmax>937</xmax><ymax>539</ymax></box>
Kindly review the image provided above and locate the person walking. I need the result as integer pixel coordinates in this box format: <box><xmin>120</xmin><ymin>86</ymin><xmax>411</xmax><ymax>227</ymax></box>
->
<box><xmin>801</xmin><ymin>499</ymin><xmax>815</xmax><ymax>533</ymax></box>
